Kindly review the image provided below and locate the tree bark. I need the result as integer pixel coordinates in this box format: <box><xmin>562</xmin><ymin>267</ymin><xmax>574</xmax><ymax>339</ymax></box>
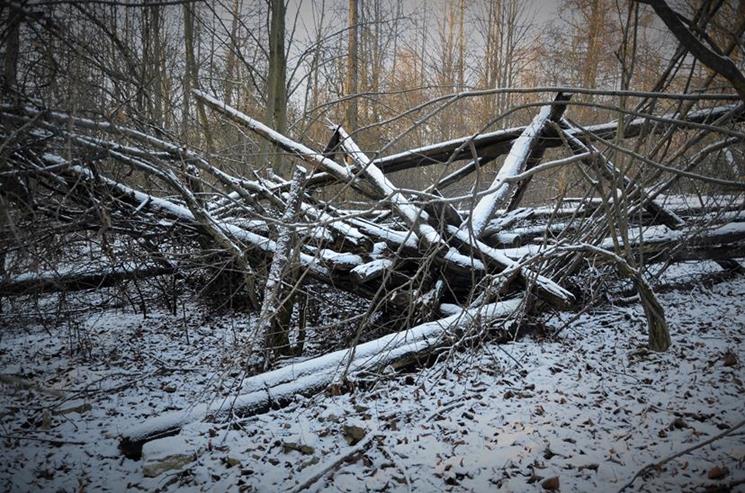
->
<box><xmin>265</xmin><ymin>0</ymin><xmax>288</xmax><ymax>174</ymax></box>
<box><xmin>346</xmin><ymin>0</ymin><xmax>359</xmax><ymax>130</ymax></box>
<box><xmin>636</xmin><ymin>0</ymin><xmax>745</xmax><ymax>102</ymax></box>
<box><xmin>2</xmin><ymin>4</ymin><xmax>20</xmax><ymax>100</ymax></box>
<box><xmin>256</xmin><ymin>167</ymin><xmax>305</xmax><ymax>367</ymax></box>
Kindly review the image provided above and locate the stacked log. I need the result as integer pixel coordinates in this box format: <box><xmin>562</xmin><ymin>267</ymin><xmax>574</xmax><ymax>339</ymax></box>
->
<box><xmin>1</xmin><ymin>94</ymin><xmax>743</xmax><ymax>457</ymax></box>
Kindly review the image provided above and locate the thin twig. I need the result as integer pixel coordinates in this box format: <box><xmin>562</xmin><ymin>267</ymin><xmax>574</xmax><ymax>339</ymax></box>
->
<box><xmin>1</xmin><ymin>434</ymin><xmax>86</xmax><ymax>446</ymax></box>
<box><xmin>290</xmin><ymin>432</ymin><xmax>380</xmax><ymax>492</ymax></box>
<box><xmin>617</xmin><ymin>417</ymin><xmax>745</xmax><ymax>492</ymax></box>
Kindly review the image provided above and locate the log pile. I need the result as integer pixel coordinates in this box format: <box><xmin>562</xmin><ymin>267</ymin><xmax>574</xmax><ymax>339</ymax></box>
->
<box><xmin>1</xmin><ymin>93</ymin><xmax>744</xmax><ymax>457</ymax></box>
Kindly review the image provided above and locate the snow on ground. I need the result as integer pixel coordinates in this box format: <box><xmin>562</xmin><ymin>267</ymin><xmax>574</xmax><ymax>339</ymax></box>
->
<box><xmin>1</xmin><ymin>265</ymin><xmax>744</xmax><ymax>492</ymax></box>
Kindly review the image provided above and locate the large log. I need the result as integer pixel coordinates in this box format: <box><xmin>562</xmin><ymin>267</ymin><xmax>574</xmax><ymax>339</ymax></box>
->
<box><xmin>497</xmin><ymin>222</ymin><xmax>745</xmax><ymax>265</ymax></box>
<box><xmin>462</xmin><ymin>94</ymin><xmax>569</xmax><ymax>238</ymax></box>
<box><xmin>373</xmin><ymin>103</ymin><xmax>743</xmax><ymax>174</ymax></box>
<box><xmin>0</xmin><ymin>265</ymin><xmax>175</xmax><ymax>297</ymax></box>
<box><xmin>119</xmin><ymin>297</ymin><xmax>524</xmax><ymax>459</ymax></box>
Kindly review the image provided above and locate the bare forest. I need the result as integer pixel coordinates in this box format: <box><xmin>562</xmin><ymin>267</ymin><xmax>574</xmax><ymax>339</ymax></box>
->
<box><xmin>2</xmin><ymin>0</ymin><xmax>745</xmax><ymax>491</ymax></box>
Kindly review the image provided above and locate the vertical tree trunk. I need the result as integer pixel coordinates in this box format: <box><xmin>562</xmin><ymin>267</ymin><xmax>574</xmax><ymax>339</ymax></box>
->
<box><xmin>2</xmin><ymin>4</ymin><xmax>20</xmax><ymax>100</ymax></box>
<box><xmin>457</xmin><ymin>0</ymin><xmax>465</xmax><ymax>91</ymax></box>
<box><xmin>346</xmin><ymin>0</ymin><xmax>359</xmax><ymax>131</ymax></box>
<box><xmin>456</xmin><ymin>0</ymin><xmax>466</xmax><ymax>132</ymax></box>
<box><xmin>582</xmin><ymin>0</ymin><xmax>603</xmax><ymax>90</ymax></box>
<box><xmin>150</xmin><ymin>3</ymin><xmax>163</xmax><ymax>126</ymax></box>
<box><xmin>224</xmin><ymin>0</ymin><xmax>240</xmax><ymax>107</ymax></box>
<box><xmin>183</xmin><ymin>1</ymin><xmax>213</xmax><ymax>149</ymax></box>
<box><xmin>256</xmin><ymin>167</ymin><xmax>305</xmax><ymax>368</ymax></box>
<box><xmin>266</xmin><ymin>0</ymin><xmax>288</xmax><ymax>174</ymax></box>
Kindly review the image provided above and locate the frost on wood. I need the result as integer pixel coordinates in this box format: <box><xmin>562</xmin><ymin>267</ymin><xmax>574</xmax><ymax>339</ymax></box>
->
<box><xmin>254</xmin><ymin>167</ymin><xmax>306</xmax><ymax>366</ymax></box>
<box><xmin>463</xmin><ymin>94</ymin><xmax>570</xmax><ymax>238</ymax></box>
<box><xmin>119</xmin><ymin>297</ymin><xmax>523</xmax><ymax>457</ymax></box>
<box><xmin>3</xmin><ymin>89</ymin><xmax>745</xmax><ymax>463</ymax></box>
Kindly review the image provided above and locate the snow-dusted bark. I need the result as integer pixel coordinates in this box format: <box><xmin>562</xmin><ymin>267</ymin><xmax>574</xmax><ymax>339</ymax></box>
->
<box><xmin>119</xmin><ymin>297</ymin><xmax>524</xmax><ymax>458</ymax></box>
<box><xmin>463</xmin><ymin>105</ymin><xmax>553</xmax><ymax>238</ymax></box>
<box><xmin>445</xmin><ymin>226</ymin><xmax>575</xmax><ymax>309</ymax></box>
<box><xmin>193</xmin><ymin>91</ymin><xmax>379</xmax><ymax>199</ymax></box>
<box><xmin>333</xmin><ymin>125</ymin><xmax>449</xmax><ymax>252</ymax></box>
<box><xmin>255</xmin><ymin>167</ymin><xmax>306</xmax><ymax>365</ymax></box>
<box><xmin>462</xmin><ymin>95</ymin><xmax>570</xmax><ymax>238</ymax></box>
<box><xmin>54</xmin><ymin>160</ymin><xmax>340</xmax><ymax>279</ymax></box>
<box><xmin>350</xmin><ymin>258</ymin><xmax>395</xmax><ymax>284</ymax></box>
<box><xmin>0</xmin><ymin>265</ymin><xmax>175</xmax><ymax>297</ymax></box>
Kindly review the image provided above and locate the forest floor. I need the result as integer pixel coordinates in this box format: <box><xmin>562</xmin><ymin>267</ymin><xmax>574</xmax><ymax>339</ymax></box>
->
<box><xmin>1</xmin><ymin>261</ymin><xmax>744</xmax><ymax>492</ymax></box>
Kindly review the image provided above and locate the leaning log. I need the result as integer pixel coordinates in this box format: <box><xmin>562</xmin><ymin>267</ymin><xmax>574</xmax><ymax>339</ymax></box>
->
<box><xmin>373</xmin><ymin>103</ymin><xmax>743</xmax><ymax>174</ymax></box>
<box><xmin>462</xmin><ymin>94</ymin><xmax>569</xmax><ymax>239</ymax></box>
<box><xmin>256</xmin><ymin>167</ymin><xmax>305</xmax><ymax>365</ymax></box>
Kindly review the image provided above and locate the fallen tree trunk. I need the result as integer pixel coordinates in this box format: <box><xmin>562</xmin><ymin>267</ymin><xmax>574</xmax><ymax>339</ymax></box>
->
<box><xmin>119</xmin><ymin>297</ymin><xmax>524</xmax><ymax>459</ymax></box>
<box><xmin>0</xmin><ymin>264</ymin><xmax>176</xmax><ymax>297</ymax></box>
<box><xmin>498</xmin><ymin>222</ymin><xmax>745</xmax><ymax>264</ymax></box>
<box><xmin>374</xmin><ymin>103</ymin><xmax>743</xmax><ymax>174</ymax></box>
<box><xmin>462</xmin><ymin>94</ymin><xmax>569</xmax><ymax>238</ymax></box>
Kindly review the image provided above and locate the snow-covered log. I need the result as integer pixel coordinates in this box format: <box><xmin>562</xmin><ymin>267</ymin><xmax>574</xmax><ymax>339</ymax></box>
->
<box><xmin>119</xmin><ymin>297</ymin><xmax>524</xmax><ymax>459</ymax></box>
<box><xmin>462</xmin><ymin>94</ymin><xmax>570</xmax><ymax>238</ymax></box>
<box><xmin>372</xmin><ymin>103</ymin><xmax>743</xmax><ymax>174</ymax></box>
<box><xmin>350</xmin><ymin>258</ymin><xmax>395</xmax><ymax>284</ymax></box>
<box><xmin>333</xmin><ymin>125</ymin><xmax>450</xmax><ymax>251</ymax></box>
<box><xmin>0</xmin><ymin>265</ymin><xmax>175</xmax><ymax>297</ymax></box>
<box><xmin>497</xmin><ymin>222</ymin><xmax>745</xmax><ymax>265</ymax></box>
<box><xmin>193</xmin><ymin>91</ymin><xmax>381</xmax><ymax>200</ymax></box>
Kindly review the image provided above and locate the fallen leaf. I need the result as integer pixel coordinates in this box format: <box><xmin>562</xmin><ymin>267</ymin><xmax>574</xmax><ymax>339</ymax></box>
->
<box><xmin>708</xmin><ymin>466</ymin><xmax>729</xmax><ymax>480</ymax></box>
<box><xmin>342</xmin><ymin>425</ymin><xmax>366</xmax><ymax>445</ymax></box>
<box><xmin>723</xmin><ymin>350</ymin><xmax>738</xmax><ymax>367</ymax></box>
<box><xmin>542</xmin><ymin>476</ymin><xmax>560</xmax><ymax>490</ymax></box>
<box><xmin>281</xmin><ymin>442</ymin><xmax>315</xmax><ymax>455</ymax></box>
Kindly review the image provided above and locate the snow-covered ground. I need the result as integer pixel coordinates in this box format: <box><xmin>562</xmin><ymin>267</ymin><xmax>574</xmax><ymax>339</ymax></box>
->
<box><xmin>1</xmin><ymin>263</ymin><xmax>744</xmax><ymax>492</ymax></box>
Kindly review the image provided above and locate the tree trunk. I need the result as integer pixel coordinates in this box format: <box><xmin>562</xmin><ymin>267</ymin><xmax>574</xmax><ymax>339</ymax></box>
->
<box><xmin>346</xmin><ymin>0</ymin><xmax>359</xmax><ymax>130</ymax></box>
<box><xmin>2</xmin><ymin>4</ymin><xmax>20</xmax><ymax>100</ymax></box>
<box><xmin>182</xmin><ymin>1</ymin><xmax>213</xmax><ymax>149</ymax></box>
<box><xmin>256</xmin><ymin>167</ymin><xmax>305</xmax><ymax>368</ymax></box>
<box><xmin>265</xmin><ymin>0</ymin><xmax>288</xmax><ymax>174</ymax></box>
